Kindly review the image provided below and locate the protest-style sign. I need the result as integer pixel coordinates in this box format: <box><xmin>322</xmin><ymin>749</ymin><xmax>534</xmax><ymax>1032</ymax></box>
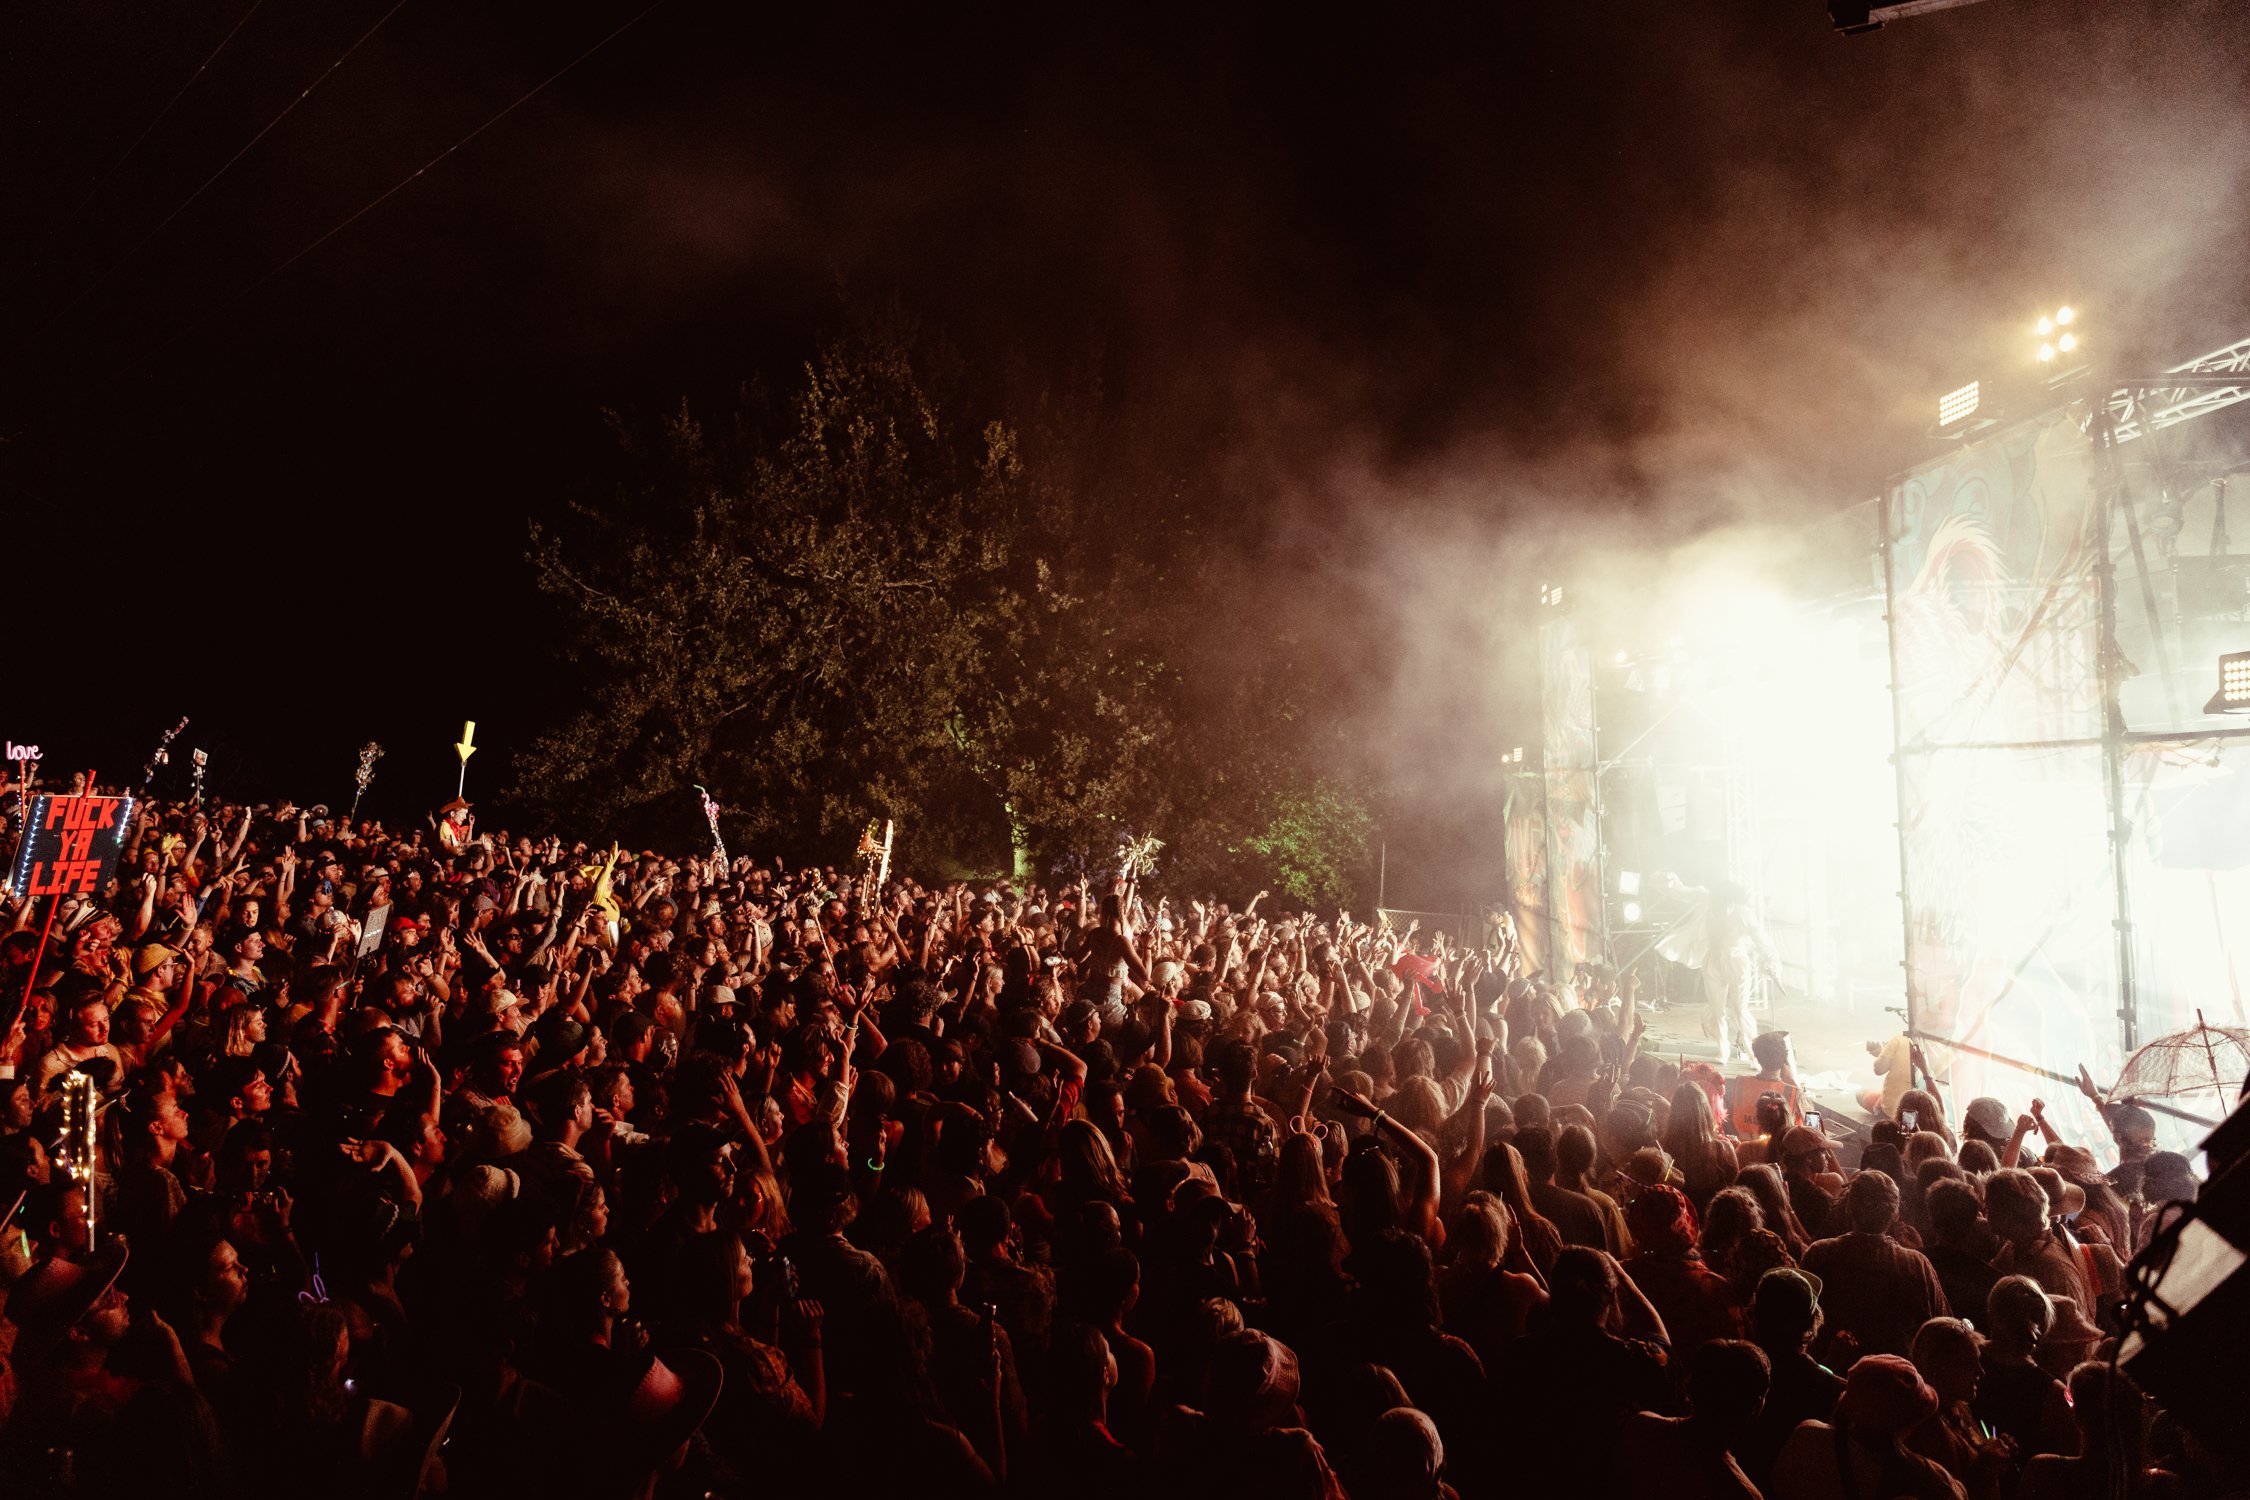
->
<box><xmin>357</xmin><ymin>902</ymin><xmax>391</xmax><ymax>958</ymax></box>
<box><xmin>11</xmin><ymin>792</ymin><xmax>135</xmax><ymax>899</ymax></box>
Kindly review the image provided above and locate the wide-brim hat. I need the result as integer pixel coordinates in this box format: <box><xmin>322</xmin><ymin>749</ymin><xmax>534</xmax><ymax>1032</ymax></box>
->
<box><xmin>4</xmin><ymin>1242</ymin><xmax>128</xmax><ymax>1368</ymax></box>
<box><xmin>614</xmin><ymin>1348</ymin><xmax>723</xmax><ymax>1479</ymax></box>
<box><xmin>1838</xmin><ymin>1353</ymin><xmax>1939</xmax><ymax>1436</ymax></box>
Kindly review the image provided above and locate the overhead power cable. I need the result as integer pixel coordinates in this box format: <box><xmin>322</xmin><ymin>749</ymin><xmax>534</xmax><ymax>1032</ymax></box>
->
<box><xmin>31</xmin><ymin>0</ymin><xmax>274</xmax><ymax>266</ymax></box>
<box><xmin>22</xmin><ymin>0</ymin><xmax>413</xmax><ymax>352</ymax></box>
<box><xmin>1</xmin><ymin>0</ymin><xmax>670</xmax><ymax>462</ymax></box>
<box><xmin>166</xmin><ymin>0</ymin><xmax>674</xmax><ymax>346</ymax></box>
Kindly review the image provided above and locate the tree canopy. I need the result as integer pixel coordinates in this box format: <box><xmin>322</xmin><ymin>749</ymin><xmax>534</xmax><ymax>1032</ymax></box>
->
<box><xmin>514</xmin><ymin>320</ymin><xmax>1372</xmax><ymax>904</ymax></box>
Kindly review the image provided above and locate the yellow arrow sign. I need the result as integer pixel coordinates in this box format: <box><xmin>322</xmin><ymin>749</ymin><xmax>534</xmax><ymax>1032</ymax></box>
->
<box><xmin>454</xmin><ymin>720</ymin><xmax>478</xmax><ymax>764</ymax></box>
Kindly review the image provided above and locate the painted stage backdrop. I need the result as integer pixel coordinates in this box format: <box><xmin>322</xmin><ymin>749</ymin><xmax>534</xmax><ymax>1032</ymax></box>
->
<box><xmin>1887</xmin><ymin>413</ymin><xmax>2249</xmax><ymax>1152</ymax></box>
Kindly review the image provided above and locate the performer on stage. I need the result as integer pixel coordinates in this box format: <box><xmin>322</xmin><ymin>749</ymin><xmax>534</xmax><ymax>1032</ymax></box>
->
<box><xmin>1656</xmin><ymin>876</ymin><xmax>1781</xmax><ymax>1067</ymax></box>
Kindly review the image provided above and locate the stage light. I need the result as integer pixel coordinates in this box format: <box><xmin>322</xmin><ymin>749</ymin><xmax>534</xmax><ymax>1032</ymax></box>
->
<box><xmin>2035</xmin><ymin>307</ymin><xmax>2080</xmax><ymax>367</ymax></box>
<box><xmin>2205</xmin><ymin>650</ymin><xmax>2250</xmax><ymax>715</ymax></box>
<box><xmin>1622</xmin><ymin>901</ymin><xmax>1643</xmax><ymax>924</ymax></box>
<box><xmin>2150</xmin><ymin>490</ymin><xmax>2186</xmax><ymax>538</ymax></box>
<box><xmin>1618</xmin><ymin>870</ymin><xmax>1641</xmax><ymax>896</ymax></box>
<box><xmin>1937</xmin><ymin>381</ymin><xmax>1981</xmax><ymax>428</ymax></box>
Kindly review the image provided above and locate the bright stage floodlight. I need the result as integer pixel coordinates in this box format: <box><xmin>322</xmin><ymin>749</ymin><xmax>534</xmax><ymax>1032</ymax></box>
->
<box><xmin>1937</xmin><ymin>381</ymin><xmax>1981</xmax><ymax>428</ymax></box>
<box><xmin>2205</xmin><ymin>651</ymin><xmax>2250</xmax><ymax>715</ymax></box>
<box><xmin>2036</xmin><ymin>307</ymin><xmax>2081</xmax><ymax>365</ymax></box>
<box><xmin>1617</xmin><ymin>870</ymin><xmax>1641</xmax><ymax>896</ymax></box>
<box><xmin>1621</xmin><ymin>901</ymin><xmax>1643</xmax><ymax>924</ymax></box>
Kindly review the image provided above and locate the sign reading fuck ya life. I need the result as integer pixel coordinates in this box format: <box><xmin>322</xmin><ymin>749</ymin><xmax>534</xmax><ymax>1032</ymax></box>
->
<box><xmin>12</xmin><ymin>792</ymin><xmax>134</xmax><ymax>898</ymax></box>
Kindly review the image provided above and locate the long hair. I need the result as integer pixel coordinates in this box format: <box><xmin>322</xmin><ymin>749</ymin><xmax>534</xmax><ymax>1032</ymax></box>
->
<box><xmin>1340</xmin><ymin>1144</ymin><xmax>1403</xmax><ymax>1251</ymax></box>
<box><xmin>1699</xmin><ymin>1185</ymin><xmax>1765</xmax><ymax>1267</ymax></box>
<box><xmin>1056</xmin><ymin>1119</ymin><xmax>1128</xmax><ymax>1207</ymax></box>
<box><xmin>221</xmin><ymin>1003</ymin><xmax>264</xmax><ymax>1059</ymax></box>
<box><xmin>1733</xmin><ymin>1162</ymin><xmax>1810</xmax><ymax>1252</ymax></box>
<box><xmin>1387</xmin><ymin>1077</ymin><xmax>1447</xmax><ymax>1140</ymax></box>
<box><xmin>1663</xmin><ymin>1081</ymin><xmax>1727</xmax><ymax>1178</ymax></box>
<box><xmin>1478</xmin><ymin>1141</ymin><xmax>1563</xmax><ymax>1274</ymax></box>
<box><xmin>1272</xmin><ymin>1130</ymin><xmax>1333</xmax><ymax>1215</ymax></box>
<box><xmin>276</xmin><ymin>1301</ymin><xmax>353</xmax><ymax>1431</ymax></box>
<box><xmin>674</xmin><ymin>1230</ymin><xmax>747</xmax><ymax>1332</ymax></box>
<box><xmin>1897</xmin><ymin>1089</ymin><xmax>1950</xmax><ymax>1142</ymax></box>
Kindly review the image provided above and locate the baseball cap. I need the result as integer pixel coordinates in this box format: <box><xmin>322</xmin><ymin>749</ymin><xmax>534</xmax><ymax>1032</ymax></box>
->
<box><xmin>1779</xmin><ymin>1125</ymin><xmax>1828</xmax><ymax>1160</ymax></box>
<box><xmin>1963</xmin><ymin>1097</ymin><xmax>2010</xmax><ymax>1141</ymax></box>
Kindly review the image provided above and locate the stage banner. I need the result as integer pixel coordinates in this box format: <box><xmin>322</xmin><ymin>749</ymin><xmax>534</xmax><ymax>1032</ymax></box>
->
<box><xmin>1540</xmin><ymin>616</ymin><xmax>1603</xmax><ymax>975</ymax></box>
<box><xmin>1502</xmin><ymin>772</ymin><xmax>1550</xmax><ymax>978</ymax></box>
<box><xmin>1886</xmin><ymin>414</ymin><xmax>2126</xmax><ymax>1149</ymax></box>
<box><xmin>1888</xmin><ymin>413</ymin><xmax>2103</xmax><ymax>750</ymax></box>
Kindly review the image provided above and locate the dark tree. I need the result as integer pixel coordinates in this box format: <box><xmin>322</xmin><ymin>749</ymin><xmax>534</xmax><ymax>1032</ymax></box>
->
<box><xmin>516</xmin><ymin>320</ymin><xmax>1371</xmax><ymax>903</ymax></box>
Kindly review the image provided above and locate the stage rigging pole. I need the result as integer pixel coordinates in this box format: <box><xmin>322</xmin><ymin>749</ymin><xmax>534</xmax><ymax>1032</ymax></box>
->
<box><xmin>2089</xmin><ymin>402</ymin><xmax>2142</xmax><ymax>1058</ymax></box>
<box><xmin>1878</xmin><ymin>493</ymin><xmax>1923</xmax><ymax>1041</ymax></box>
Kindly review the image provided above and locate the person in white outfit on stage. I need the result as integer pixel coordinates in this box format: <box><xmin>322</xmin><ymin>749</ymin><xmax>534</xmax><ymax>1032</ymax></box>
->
<box><xmin>1657</xmin><ymin>878</ymin><xmax>1781</xmax><ymax>1067</ymax></box>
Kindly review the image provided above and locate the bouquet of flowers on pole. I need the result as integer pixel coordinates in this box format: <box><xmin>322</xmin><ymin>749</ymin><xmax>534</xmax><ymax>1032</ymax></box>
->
<box><xmin>695</xmin><ymin>785</ymin><xmax>728</xmax><ymax>866</ymax></box>
<box><xmin>349</xmin><ymin>741</ymin><xmax>384</xmax><ymax>821</ymax></box>
<box><xmin>855</xmin><ymin>818</ymin><xmax>894</xmax><ymax>898</ymax></box>
<box><xmin>141</xmin><ymin>717</ymin><xmax>188</xmax><ymax>790</ymax></box>
<box><xmin>1118</xmin><ymin>831</ymin><xmax>1164</xmax><ymax>884</ymax></box>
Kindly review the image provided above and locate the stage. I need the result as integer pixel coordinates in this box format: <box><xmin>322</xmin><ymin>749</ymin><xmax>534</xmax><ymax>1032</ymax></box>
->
<box><xmin>1510</xmin><ymin>351</ymin><xmax>2250</xmax><ymax>1165</ymax></box>
<box><xmin>1637</xmin><ymin>985</ymin><xmax>1898</xmax><ymax>1144</ymax></box>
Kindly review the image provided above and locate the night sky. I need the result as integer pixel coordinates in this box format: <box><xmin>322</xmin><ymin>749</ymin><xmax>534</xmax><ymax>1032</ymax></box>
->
<box><xmin>4</xmin><ymin>1</ymin><xmax>2248</xmax><ymax>897</ymax></box>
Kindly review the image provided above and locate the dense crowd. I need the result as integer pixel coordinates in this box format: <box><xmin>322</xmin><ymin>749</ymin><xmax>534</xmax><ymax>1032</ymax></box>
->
<box><xmin>0</xmin><ymin>794</ymin><xmax>2220</xmax><ymax>1499</ymax></box>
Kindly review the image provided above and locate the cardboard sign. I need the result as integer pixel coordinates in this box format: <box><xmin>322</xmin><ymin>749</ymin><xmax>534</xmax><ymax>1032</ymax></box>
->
<box><xmin>12</xmin><ymin>793</ymin><xmax>134</xmax><ymax>898</ymax></box>
<box><xmin>357</xmin><ymin>902</ymin><xmax>391</xmax><ymax>958</ymax></box>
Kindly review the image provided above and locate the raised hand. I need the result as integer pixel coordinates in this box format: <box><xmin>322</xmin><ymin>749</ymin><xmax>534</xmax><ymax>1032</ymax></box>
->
<box><xmin>1330</xmin><ymin>1087</ymin><xmax>1379</xmax><ymax>1121</ymax></box>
